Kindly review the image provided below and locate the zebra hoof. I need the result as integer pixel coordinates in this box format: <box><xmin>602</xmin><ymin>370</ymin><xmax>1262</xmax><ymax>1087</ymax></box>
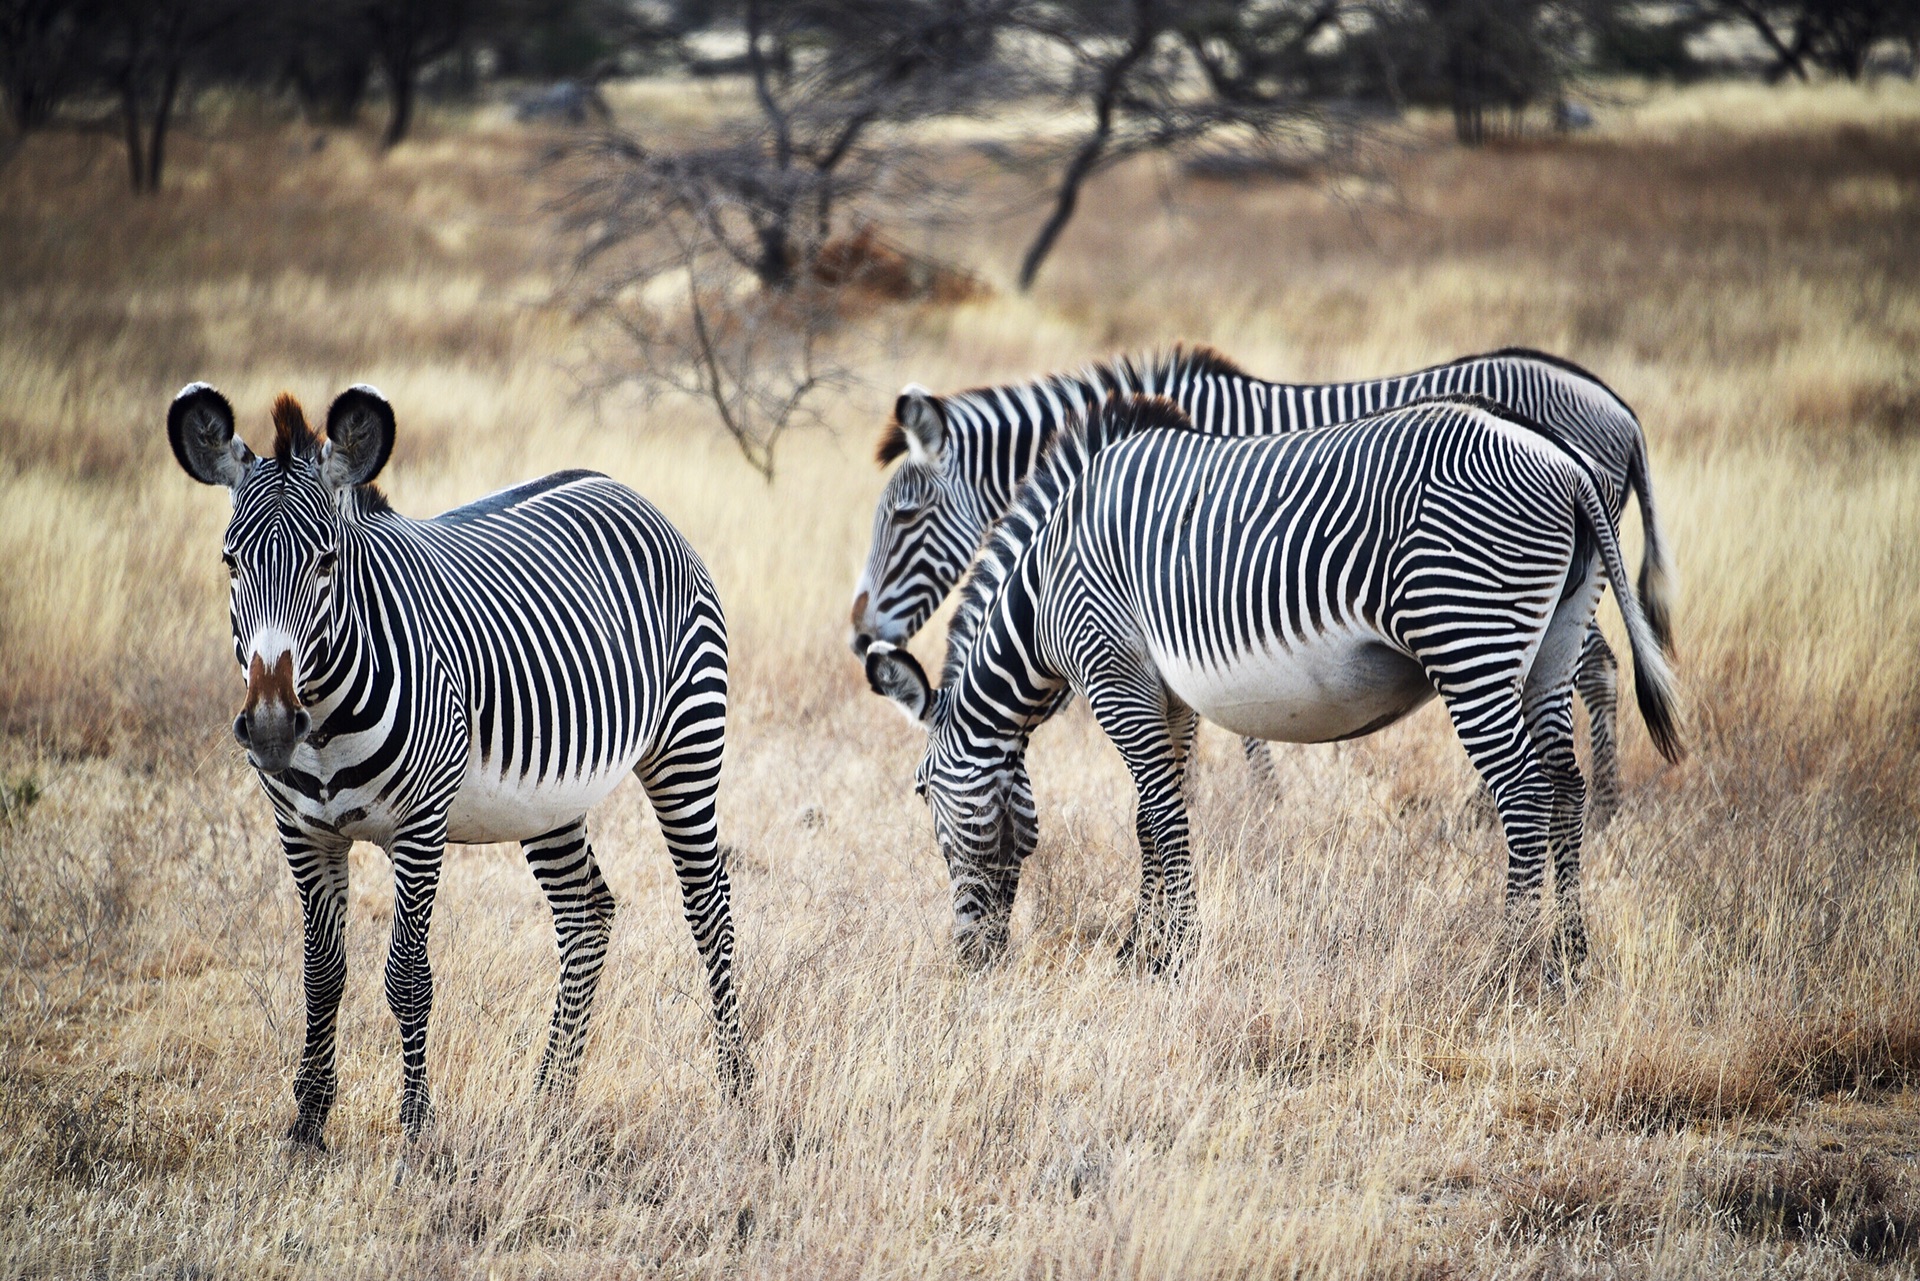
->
<box><xmin>1586</xmin><ymin>797</ymin><xmax>1620</xmax><ymax>833</ymax></box>
<box><xmin>286</xmin><ymin>1118</ymin><xmax>329</xmax><ymax>1152</ymax></box>
<box><xmin>1118</xmin><ymin>937</ymin><xmax>1184</xmax><ymax>977</ymax></box>
<box><xmin>1545</xmin><ymin>936</ymin><xmax>1587</xmax><ymax>993</ymax></box>
<box><xmin>954</xmin><ymin>924</ymin><xmax>1010</xmax><ymax>971</ymax></box>
<box><xmin>1146</xmin><ymin>946</ymin><xmax>1192</xmax><ymax>979</ymax></box>
<box><xmin>718</xmin><ymin>1047</ymin><xmax>755</xmax><ymax>1098</ymax></box>
<box><xmin>532</xmin><ymin>1060</ymin><xmax>580</xmax><ymax>1101</ymax></box>
<box><xmin>399</xmin><ymin>1094</ymin><xmax>435</xmax><ymax>1140</ymax></box>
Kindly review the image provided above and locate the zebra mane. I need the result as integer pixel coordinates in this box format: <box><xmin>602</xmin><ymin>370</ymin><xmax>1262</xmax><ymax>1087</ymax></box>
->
<box><xmin>941</xmin><ymin>393</ymin><xmax>1192</xmax><ymax>687</ymax></box>
<box><xmin>271</xmin><ymin>393</ymin><xmax>321</xmax><ymax>466</ymax></box>
<box><xmin>264</xmin><ymin>391</ymin><xmax>393</xmax><ymax>515</ymax></box>
<box><xmin>350</xmin><ymin>482</ymin><xmax>393</xmax><ymax>515</ymax></box>
<box><xmin>873</xmin><ymin>343</ymin><xmax>1240</xmax><ymax>467</ymax></box>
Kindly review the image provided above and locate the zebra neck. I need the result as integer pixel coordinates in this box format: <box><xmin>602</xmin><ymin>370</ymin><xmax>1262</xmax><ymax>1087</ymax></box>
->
<box><xmin>301</xmin><ymin>520</ymin><xmax>423</xmax><ymax>732</ymax></box>
<box><xmin>945</xmin><ymin>557</ymin><xmax>1060</xmax><ymax>745</ymax></box>
<box><xmin>949</xmin><ymin>372</ymin><xmax>1107</xmax><ymax>510</ymax></box>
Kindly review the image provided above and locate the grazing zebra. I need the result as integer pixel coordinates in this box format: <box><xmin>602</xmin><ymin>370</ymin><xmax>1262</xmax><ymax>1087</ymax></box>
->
<box><xmin>865</xmin><ymin>395</ymin><xmax>1682</xmax><ymax>975</ymax></box>
<box><xmin>168</xmin><ymin>383</ymin><xmax>748</xmax><ymax>1147</ymax></box>
<box><xmin>849</xmin><ymin>346</ymin><xmax>1674</xmax><ymax>824</ymax></box>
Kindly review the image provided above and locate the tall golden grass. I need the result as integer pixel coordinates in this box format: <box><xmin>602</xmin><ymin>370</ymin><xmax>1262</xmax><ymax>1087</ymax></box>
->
<box><xmin>3</xmin><ymin>79</ymin><xmax>1918</xmax><ymax>1278</ymax></box>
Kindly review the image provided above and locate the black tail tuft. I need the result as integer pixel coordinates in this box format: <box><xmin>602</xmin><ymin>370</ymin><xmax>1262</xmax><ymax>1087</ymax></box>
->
<box><xmin>1634</xmin><ymin>652</ymin><xmax>1685</xmax><ymax>764</ymax></box>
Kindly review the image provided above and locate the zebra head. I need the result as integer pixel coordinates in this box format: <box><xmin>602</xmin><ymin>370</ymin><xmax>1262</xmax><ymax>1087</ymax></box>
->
<box><xmin>864</xmin><ymin>640</ymin><xmax>1036</xmax><ymax>967</ymax></box>
<box><xmin>849</xmin><ymin>386</ymin><xmax>989</xmax><ymax>658</ymax></box>
<box><xmin>169</xmin><ymin>382</ymin><xmax>394</xmax><ymax>774</ymax></box>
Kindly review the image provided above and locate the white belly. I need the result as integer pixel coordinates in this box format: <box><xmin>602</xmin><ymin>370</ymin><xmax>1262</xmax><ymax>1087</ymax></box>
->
<box><xmin>1151</xmin><ymin>626</ymin><xmax>1434</xmax><ymax>744</ymax></box>
<box><xmin>278</xmin><ymin>718</ymin><xmax>642</xmax><ymax>848</ymax></box>
<box><xmin>444</xmin><ymin>755</ymin><xmax>635</xmax><ymax>845</ymax></box>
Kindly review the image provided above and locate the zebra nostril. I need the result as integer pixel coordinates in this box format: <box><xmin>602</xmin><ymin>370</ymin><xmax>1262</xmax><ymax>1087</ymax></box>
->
<box><xmin>233</xmin><ymin>714</ymin><xmax>251</xmax><ymax>746</ymax></box>
<box><xmin>292</xmin><ymin>709</ymin><xmax>312</xmax><ymax>740</ymax></box>
<box><xmin>850</xmin><ymin>632</ymin><xmax>873</xmax><ymax>658</ymax></box>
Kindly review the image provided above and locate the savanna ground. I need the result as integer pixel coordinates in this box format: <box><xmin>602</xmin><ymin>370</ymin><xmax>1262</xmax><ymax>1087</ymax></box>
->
<box><xmin>3</xmin><ymin>75</ymin><xmax>1919</xmax><ymax>1279</ymax></box>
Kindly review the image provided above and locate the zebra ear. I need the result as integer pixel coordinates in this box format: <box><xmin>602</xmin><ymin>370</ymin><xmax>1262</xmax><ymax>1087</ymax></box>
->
<box><xmin>168</xmin><ymin>383</ymin><xmax>254</xmax><ymax>488</ymax></box>
<box><xmin>864</xmin><ymin>641</ymin><xmax>934</xmax><ymax>726</ymax></box>
<box><xmin>894</xmin><ymin>386</ymin><xmax>946</xmax><ymax>467</ymax></box>
<box><xmin>321</xmin><ymin>384</ymin><xmax>395</xmax><ymax>490</ymax></box>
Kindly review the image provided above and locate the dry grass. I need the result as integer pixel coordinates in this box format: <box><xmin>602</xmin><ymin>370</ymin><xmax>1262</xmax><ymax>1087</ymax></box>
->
<box><xmin>3</xmin><ymin>78</ymin><xmax>1919</xmax><ymax>1278</ymax></box>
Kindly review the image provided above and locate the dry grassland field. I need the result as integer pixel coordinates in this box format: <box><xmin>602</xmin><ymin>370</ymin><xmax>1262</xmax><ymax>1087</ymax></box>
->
<box><xmin>3</xmin><ymin>76</ymin><xmax>1920</xmax><ymax>1279</ymax></box>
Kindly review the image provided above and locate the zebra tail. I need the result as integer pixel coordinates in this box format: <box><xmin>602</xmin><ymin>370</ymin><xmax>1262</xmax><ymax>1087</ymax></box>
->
<box><xmin>1628</xmin><ymin>432</ymin><xmax>1677</xmax><ymax>658</ymax></box>
<box><xmin>1574</xmin><ymin>471</ymin><xmax>1686</xmax><ymax>764</ymax></box>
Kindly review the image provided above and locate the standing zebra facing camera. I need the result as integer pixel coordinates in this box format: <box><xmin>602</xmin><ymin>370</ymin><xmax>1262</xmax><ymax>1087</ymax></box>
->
<box><xmin>849</xmin><ymin>346</ymin><xmax>1675</xmax><ymax>826</ymax></box>
<box><xmin>169</xmin><ymin>383</ymin><xmax>749</xmax><ymax>1148</ymax></box>
<box><xmin>865</xmin><ymin>394</ymin><xmax>1683</xmax><ymax>977</ymax></box>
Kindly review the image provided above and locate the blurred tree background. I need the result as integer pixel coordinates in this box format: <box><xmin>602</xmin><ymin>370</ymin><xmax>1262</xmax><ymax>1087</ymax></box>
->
<box><xmin>4</xmin><ymin>0</ymin><xmax>1912</xmax><ymax>471</ymax></box>
<box><xmin>6</xmin><ymin>0</ymin><xmax>1916</xmax><ymax>183</ymax></box>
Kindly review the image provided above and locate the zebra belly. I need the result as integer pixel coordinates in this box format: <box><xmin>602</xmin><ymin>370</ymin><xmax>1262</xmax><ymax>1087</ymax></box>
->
<box><xmin>1152</xmin><ymin>629</ymin><xmax>1434</xmax><ymax>744</ymax></box>
<box><xmin>444</xmin><ymin>758</ymin><xmax>636</xmax><ymax>845</ymax></box>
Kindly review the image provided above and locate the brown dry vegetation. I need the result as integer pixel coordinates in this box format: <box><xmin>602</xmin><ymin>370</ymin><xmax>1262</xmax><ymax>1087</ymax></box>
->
<box><xmin>2</xmin><ymin>79</ymin><xmax>1919</xmax><ymax>1278</ymax></box>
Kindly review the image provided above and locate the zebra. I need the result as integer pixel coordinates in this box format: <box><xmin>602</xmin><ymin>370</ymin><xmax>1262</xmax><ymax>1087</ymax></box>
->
<box><xmin>864</xmin><ymin>394</ymin><xmax>1683</xmax><ymax>976</ymax></box>
<box><xmin>168</xmin><ymin>382</ymin><xmax>748</xmax><ymax>1147</ymax></box>
<box><xmin>849</xmin><ymin>346</ymin><xmax>1674</xmax><ymax>825</ymax></box>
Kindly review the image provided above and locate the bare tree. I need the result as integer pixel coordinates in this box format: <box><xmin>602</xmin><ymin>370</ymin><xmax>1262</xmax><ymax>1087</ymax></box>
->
<box><xmin>1343</xmin><ymin>0</ymin><xmax>1596</xmax><ymax>144</ymax></box>
<box><xmin>90</xmin><ymin>0</ymin><xmax>259</xmax><ymax>193</ymax></box>
<box><xmin>0</xmin><ymin>0</ymin><xmax>93</xmax><ymax>135</ymax></box>
<box><xmin>1705</xmin><ymin>0</ymin><xmax>1915</xmax><ymax>81</ymax></box>
<box><xmin>557</xmin><ymin>0</ymin><xmax>1013</xmax><ymax>478</ymax></box>
<box><xmin>277</xmin><ymin>0</ymin><xmax>380</xmax><ymax>125</ymax></box>
<box><xmin>1011</xmin><ymin>0</ymin><xmax>1346</xmax><ymax>291</ymax></box>
<box><xmin>361</xmin><ymin>0</ymin><xmax>483</xmax><ymax>147</ymax></box>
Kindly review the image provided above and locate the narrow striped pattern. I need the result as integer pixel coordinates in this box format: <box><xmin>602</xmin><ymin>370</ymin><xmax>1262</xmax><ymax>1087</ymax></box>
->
<box><xmin>854</xmin><ymin>346</ymin><xmax>1675</xmax><ymax>823</ymax></box>
<box><xmin>869</xmin><ymin>394</ymin><xmax>1681</xmax><ymax>977</ymax></box>
<box><xmin>176</xmin><ymin>386</ymin><xmax>747</xmax><ymax>1148</ymax></box>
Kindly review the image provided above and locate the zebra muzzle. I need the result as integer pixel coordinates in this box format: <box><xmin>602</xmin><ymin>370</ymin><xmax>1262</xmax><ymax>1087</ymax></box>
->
<box><xmin>849</xmin><ymin>592</ymin><xmax>874</xmax><ymax>656</ymax></box>
<box><xmin>237</xmin><ymin>651</ymin><xmax>310</xmax><ymax>772</ymax></box>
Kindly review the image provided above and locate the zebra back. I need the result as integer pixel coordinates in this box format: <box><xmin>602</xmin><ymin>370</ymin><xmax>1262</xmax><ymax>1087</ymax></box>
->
<box><xmin>854</xmin><ymin>345</ymin><xmax>1666</xmax><ymax>657</ymax></box>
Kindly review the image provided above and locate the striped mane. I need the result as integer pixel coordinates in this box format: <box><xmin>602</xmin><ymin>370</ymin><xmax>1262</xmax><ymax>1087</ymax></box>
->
<box><xmin>264</xmin><ymin>391</ymin><xmax>392</xmax><ymax>514</ymax></box>
<box><xmin>874</xmin><ymin>344</ymin><xmax>1238</xmax><ymax>467</ymax></box>
<box><xmin>941</xmin><ymin>394</ymin><xmax>1192</xmax><ymax>687</ymax></box>
<box><xmin>270</xmin><ymin>393</ymin><xmax>321</xmax><ymax>467</ymax></box>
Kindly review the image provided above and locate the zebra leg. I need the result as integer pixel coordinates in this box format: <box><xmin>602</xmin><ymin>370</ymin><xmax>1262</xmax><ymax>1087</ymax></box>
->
<box><xmin>1085</xmin><ymin>674</ymin><xmax>1196</xmax><ymax>974</ymax></box>
<box><xmin>987</xmin><ymin>755</ymin><xmax>1042</xmax><ymax>955</ymax></box>
<box><xmin>639</xmin><ymin>605</ymin><xmax>750</xmax><ymax>1095</ymax></box>
<box><xmin>283</xmin><ymin>823</ymin><xmax>351</xmax><ymax>1149</ymax></box>
<box><xmin>1573</xmin><ymin>623</ymin><xmax>1622</xmax><ymax>830</ymax></box>
<box><xmin>1434</xmin><ymin>682</ymin><xmax>1557</xmax><ymax>956</ymax></box>
<box><xmin>1530</xmin><ymin>695</ymin><xmax>1589</xmax><ymax>983</ymax></box>
<box><xmin>1117</xmin><ymin>702</ymin><xmax>1196</xmax><ymax>967</ymax></box>
<box><xmin>384</xmin><ymin>819</ymin><xmax>447</xmax><ymax>1139</ymax></box>
<box><xmin>1240</xmin><ymin>736</ymin><xmax>1278</xmax><ymax>794</ymax></box>
<box><xmin>523</xmin><ymin>817</ymin><xmax>618</xmax><ymax>1096</ymax></box>
<box><xmin>1116</xmin><ymin>800</ymin><xmax>1165</xmax><ymax>969</ymax></box>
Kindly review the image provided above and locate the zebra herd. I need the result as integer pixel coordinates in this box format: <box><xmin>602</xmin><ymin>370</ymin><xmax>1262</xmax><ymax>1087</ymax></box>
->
<box><xmin>169</xmin><ymin>344</ymin><xmax>1681</xmax><ymax>1148</ymax></box>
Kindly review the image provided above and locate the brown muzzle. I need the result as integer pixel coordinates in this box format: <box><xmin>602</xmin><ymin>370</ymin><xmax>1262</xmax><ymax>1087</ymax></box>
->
<box><xmin>234</xmin><ymin>651</ymin><xmax>310</xmax><ymax>772</ymax></box>
<box><xmin>849</xmin><ymin>592</ymin><xmax>873</xmax><ymax>656</ymax></box>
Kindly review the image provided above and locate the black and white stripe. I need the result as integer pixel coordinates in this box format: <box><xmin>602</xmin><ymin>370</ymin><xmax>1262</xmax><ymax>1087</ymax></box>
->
<box><xmin>866</xmin><ymin>394</ymin><xmax>1683</xmax><ymax>976</ymax></box>
<box><xmin>851</xmin><ymin>346</ymin><xmax>1675</xmax><ymax>823</ymax></box>
<box><xmin>170</xmin><ymin>382</ymin><xmax>747</xmax><ymax>1147</ymax></box>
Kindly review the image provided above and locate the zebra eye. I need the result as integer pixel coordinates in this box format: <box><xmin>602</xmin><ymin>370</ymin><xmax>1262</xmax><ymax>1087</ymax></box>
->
<box><xmin>315</xmin><ymin>550</ymin><xmax>338</xmax><ymax>578</ymax></box>
<box><xmin>222</xmin><ymin>552</ymin><xmax>238</xmax><ymax>577</ymax></box>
